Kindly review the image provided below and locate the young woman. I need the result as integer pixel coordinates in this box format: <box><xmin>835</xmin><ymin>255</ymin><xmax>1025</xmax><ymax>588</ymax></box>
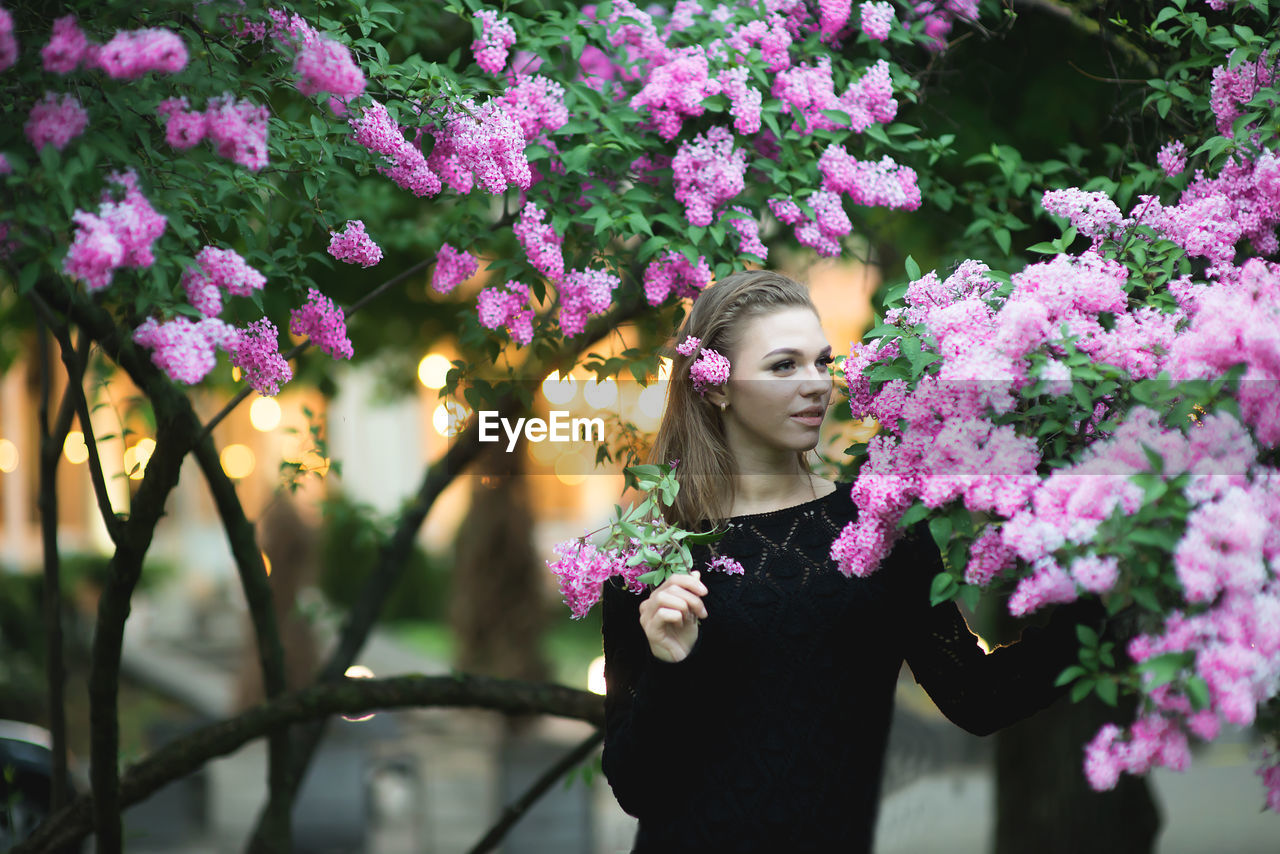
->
<box><xmin>601</xmin><ymin>269</ymin><xmax>1093</xmax><ymax>853</ymax></box>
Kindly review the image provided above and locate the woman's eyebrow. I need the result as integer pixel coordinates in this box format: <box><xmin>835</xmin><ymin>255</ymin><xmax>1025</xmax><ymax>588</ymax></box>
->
<box><xmin>762</xmin><ymin>344</ymin><xmax>833</xmax><ymax>359</ymax></box>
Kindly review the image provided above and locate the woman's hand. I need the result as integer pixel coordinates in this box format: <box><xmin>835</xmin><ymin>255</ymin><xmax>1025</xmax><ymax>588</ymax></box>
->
<box><xmin>638</xmin><ymin>571</ymin><xmax>709</xmax><ymax>663</ymax></box>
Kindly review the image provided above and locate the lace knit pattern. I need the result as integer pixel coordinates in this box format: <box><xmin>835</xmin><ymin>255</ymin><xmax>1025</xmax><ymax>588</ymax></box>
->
<box><xmin>601</xmin><ymin>485</ymin><xmax>1083</xmax><ymax>854</ymax></box>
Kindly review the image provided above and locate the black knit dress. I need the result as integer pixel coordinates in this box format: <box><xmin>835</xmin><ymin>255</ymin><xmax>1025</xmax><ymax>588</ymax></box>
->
<box><xmin>601</xmin><ymin>484</ymin><xmax>1084</xmax><ymax>853</ymax></box>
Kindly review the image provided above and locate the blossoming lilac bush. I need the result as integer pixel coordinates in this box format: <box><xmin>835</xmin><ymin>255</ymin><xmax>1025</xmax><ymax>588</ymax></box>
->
<box><xmin>831</xmin><ymin>10</ymin><xmax>1280</xmax><ymax>806</ymax></box>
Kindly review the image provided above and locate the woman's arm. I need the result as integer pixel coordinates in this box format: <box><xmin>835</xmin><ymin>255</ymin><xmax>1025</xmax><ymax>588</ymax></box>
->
<box><xmin>892</xmin><ymin>530</ymin><xmax>1102</xmax><ymax>736</ymax></box>
<box><xmin>600</xmin><ymin>576</ymin><xmax>711</xmax><ymax>817</ymax></box>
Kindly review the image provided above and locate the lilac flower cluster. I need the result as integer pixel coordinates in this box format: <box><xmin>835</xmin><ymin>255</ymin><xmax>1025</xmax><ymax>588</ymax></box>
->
<box><xmin>723</xmin><ymin>207</ymin><xmax>769</xmax><ymax>260</ymax></box>
<box><xmin>472</xmin><ymin>10</ymin><xmax>517</xmax><ymax>75</ymax></box>
<box><xmin>911</xmin><ymin>0</ymin><xmax>979</xmax><ymax>51</ymax></box>
<box><xmin>63</xmin><ymin>170</ymin><xmax>166</xmax><ymax>291</ymax></box>
<box><xmin>718</xmin><ymin>66</ymin><xmax>763</xmax><ymax>135</ymax></box>
<box><xmin>690</xmin><ymin>348</ymin><xmax>731</xmax><ymax>395</ymax></box>
<box><xmin>559</xmin><ymin>268</ymin><xmax>620</xmax><ymax>337</ymax></box>
<box><xmin>293</xmin><ymin>34</ymin><xmax>366</xmax><ymax>100</ymax></box>
<box><xmin>133</xmin><ymin>316</ymin><xmax>231</xmax><ymax>385</ymax></box>
<box><xmin>90</xmin><ymin>28</ymin><xmax>188</xmax><ymax>78</ymax></box>
<box><xmin>0</xmin><ymin>6</ymin><xmax>15</xmax><ymax>71</ymax></box>
<box><xmin>1210</xmin><ymin>51</ymin><xmax>1276</xmax><ymax>137</ymax></box>
<box><xmin>769</xmin><ymin>192</ymin><xmax>852</xmax><ymax>256</ymax></box>
<box><xmin>548</xmin><ymin>541</ymin><xmax>643</xmax><ymax>619</ymax></box>
<box><xmin>820</xmin><ymin>146</ymin><xmax>921</xmax><ymax>210</ymax></box>
<box><xmin>1042</xmin><ymin>188</ymin><xmax>1127</xmax><ymax>244</ymax></box>
<box><xmin>497</xmin><ymin>74</ymin><xmax>568</xmax><ymax>143</ymax></box>
<box><xmin>349</xmin><ymin>100</ymin><xmax>441</xmax><ymax>197</ymax></box>
<box><xmin>773</xmin><ymin>58</ymin><xmax>896</xmax><ymax>134</ymax></box>
<box><xmin>157</xmin><ymin>94</ymin><xmax>269</xmax><ymax>171</ymax></box>
<box><xmin>630</xmin><ymin>47</ymin><xmax>722</xmax><ymax>140</ymax></box>
<box><xmin>427</xmin><ymin>100</ymin><xmax>530</xmax><ymax>195</ymax></box>
<box><xmin>726</xmin><ymin>15</ymin><xmax>793</xmax><ymax>72</ymax></box>
<box><xmin>860</xmin><ymin>1</ymin><xmax>896</xmax><ymax>40</ymax></box>
<box><xmin>1157</xmin><ymin>139</ymin><xmax>1187</xmax><ymax>177</ymax></box>
<box><xmin>227</xmin><ymin>318</ymin><xmax>293</xmax><ymax>395</ymax></box>
<box><xmin>672</xmin><ymin>126</ymin><xmax>746</xmax><ymax>227</ymax></box>
<box><xmin>327</xmin><ymin>220</ymin><xmax>382</xmax><ymax>267</ymax></box>
<box><xmin>514</xmin><ymin>202</ymin><xmax>565</xmax><ymax>281</ymax></box>
<box><xmin>181</xmin><ymin>245</ymin><xmax>267</xmax><ymax>317</ymax></box>
<box><xmin>477</xmin><ymin>279</ymin><xmax>534</xmax><ymax>346</ymax></box>
<box><xmin>432</xmin><ymin>243</ymin><xmax>478</xmax><ymax>294</ymax></box>
<box><xmin>643</xmin><ymin>251</ymin><xmax>713</xmax><ymax>305</ymax></box>
<box><xmin>290</xmin><ymin>288</ymin><xmax>354</xmax><ymax>360</ymax></box>
<box><xmin>41</xmin><ymin>15</ymin><xmax>87</xmax><ymax>73</ymax></box>
<box><xmin>24</xmin><ymin>92</ymin><xmax>88</xmax><ymax>152</ymax></box>
<box><xmin>818</xmin><ymin>0</ymin><xmax>853</xmax><ymax>38</ymax></box>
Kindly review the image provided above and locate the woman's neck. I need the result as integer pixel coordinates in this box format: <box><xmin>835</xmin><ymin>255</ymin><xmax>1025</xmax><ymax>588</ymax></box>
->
<box><xmin>729</xmin><ymin>471</ymin><xmax>831</xmax><ymax>516</ymax></box>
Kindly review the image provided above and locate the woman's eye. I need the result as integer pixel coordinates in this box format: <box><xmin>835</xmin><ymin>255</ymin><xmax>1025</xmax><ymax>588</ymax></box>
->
<box><xmin>771</xmin><ymin>360</ymin><xmax>795</xmax><ymax>371</ymax></box>
<box><xmin>818</xmin><ymin>356</ymin><xmax>835</xmax><ymax>369</ymax></box>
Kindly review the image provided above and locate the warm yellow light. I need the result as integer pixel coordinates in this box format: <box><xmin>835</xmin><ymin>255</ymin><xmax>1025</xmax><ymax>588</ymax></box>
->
<box><xmin>231</xmin><ymin>366</ymin><xmax>242</xmax><ymax>382</ymax></box>
<box><xmin>250</xmin><ymin>396</ymin><xmax>282</xmax><ymax>432</ymax></box>
<box><xmin>343</xmin><ymin>665</ymin><xmax>376</xmax><ymax>722</ymax></box>
<box><xmin>63</xmin><ymin>431</ymin><xmax>88</xmax><ymax>465</ymax></box>
<box><xmin>657</xmin><ymin>357</ymin><xmax>672</xmax><ymax>382</ymax></box>
<box><xmin>582</xmin><ymin>377</ymin><xmax>618</xmax><ymax>408</ymax></box>
<box><xmin>587</xmin><ymin>655</ymin><xmax>607</xmax><ymax>696</ymax></box>
<box><xmin>541</xmin><ymin>370</ymin><xmax>578</xmax><ymax>405</ymax></box>
<box><xmin>220</xmin><ymin>443</ymin><xmax>256</xmax><ymax>479</ymax></box>
<box><xmin>634</xmin><ymin>384</ymin><xmax>666</xmax><ymax>429</ymax></box>
<box><xmin>847</xmin><ymin>417</ymin><xmax>880</xmax><ymax>444</ymax></box>
<box><xmin>0</xmin><ymin>439</ymin><xmax>17</xmax><ymax>473</ymax></box>
<box><xmin>300</xmin><ymin>450</ymin><xmax>330</xmax><ymax>477</ymax></box>
<box><xmin>417</xmin><ymin>353</ymin><xmax>452</xmax><ymax>390</ymax></box>
<box><xmin>262</xmin><ymin>552</ymin><xmax>272</xmax><ymax>577</ymax></box>
<box><xmin>554</xmin><ymin>449</ymin><xmax>589</xmax><ymax>486</ymax></box>
<box><xmin>281</xmin><ymin>433</ymin><xmax>304</xmax><ymax>463</ymax></box>
<box><xmin>123</xmin><ymin>438</ymin><xmax>155</xmax><ymax>480</ymax></box>
<box><xmin>432</xmin><ymin>401</ymin><xmax>470</xmax><ymax>437</ymax></box>
<box><xmin>529</xmin><ymin>434</ymin><xmax>562</xmax><ymax>465</ymax></box>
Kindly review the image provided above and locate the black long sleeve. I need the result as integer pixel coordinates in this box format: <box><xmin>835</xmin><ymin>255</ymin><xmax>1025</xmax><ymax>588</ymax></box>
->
<box><xmin>600</xmin><ymin>485</ymin><xmax>1091</xmax><ymax>854</ymax></box>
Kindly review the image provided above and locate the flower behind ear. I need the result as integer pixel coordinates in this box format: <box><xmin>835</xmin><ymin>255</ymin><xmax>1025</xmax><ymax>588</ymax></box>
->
<box><xmin>690</xmin><ymin>349</ymin><xmax>731</xmax><ymax>395</ymax></box>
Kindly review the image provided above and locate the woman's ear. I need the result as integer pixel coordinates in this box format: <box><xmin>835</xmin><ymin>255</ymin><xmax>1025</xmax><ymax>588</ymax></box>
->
<box><xmin>705</xmin><ymin>385</ymin><xmax>728</xmax><ymax>410</ymax></box>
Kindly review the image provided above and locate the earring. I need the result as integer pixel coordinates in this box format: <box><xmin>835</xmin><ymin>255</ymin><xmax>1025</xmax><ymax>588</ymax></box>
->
<box><xmin>719</xmin><ymin>402</ymin><xmax>727</xmax><ymax>411</ymax></box>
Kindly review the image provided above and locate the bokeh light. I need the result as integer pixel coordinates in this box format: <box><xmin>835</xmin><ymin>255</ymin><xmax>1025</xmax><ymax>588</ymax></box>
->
<box><xmin>220</xmin><ymin>443</ymin><xmax>255</xmax><ymax>479</ymax></box>
<box><xmin>0</xmin><ymin>439</ymin><xmax>17</xmax><ymax>473</ymax></box>
<box><xmin>542</xmin><ymin>370</ymin><xmax>578</xmax><ymax>405</ymax></box>
<box><xmin>417</xmin><ymin>353</ymin><xmax>452</xmax><ymax>390</ymax></box>
<box><xmin>343</xmin><ymin>665</ymin><xmax>376</xmax><ymax>722</ymax></box>
<box><xmin>63</xmin><ymin>431</ymin><xmax>88</xmax><ymax>465</ymax></box>
<box><xmin>250</xmin><ymin>396</ymin><xmax>282</xmax><ymax>432</ymax></box>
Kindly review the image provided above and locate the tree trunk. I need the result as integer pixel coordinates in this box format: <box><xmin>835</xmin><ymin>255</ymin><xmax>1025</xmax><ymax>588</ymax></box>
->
<box><xmin>450</xmin><ymin>441</ymin><xmax>549</xmax><ymax>685</ymax></box>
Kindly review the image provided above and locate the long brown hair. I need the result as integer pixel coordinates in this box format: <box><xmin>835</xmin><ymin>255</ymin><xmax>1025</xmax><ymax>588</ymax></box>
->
<box><xmin>648</xmin><ymin>270</ymin><xmax>818</xmax><ymax>529</ymax></box>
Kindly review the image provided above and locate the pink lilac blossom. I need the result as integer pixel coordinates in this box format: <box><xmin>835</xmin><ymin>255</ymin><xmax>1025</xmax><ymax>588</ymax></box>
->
<box><xmin>63</xmin><ymin>211</ymin><xmax>123</xmax><ymax>292</ymax></box>
<box><xmin>860</xmin><ymin>1</ymin><xmax>895</xmax><ymax>40</ymax></box>
<box><xmin>690</xmin><ymin>349</ymin><xmax>731</xmax><ymax>395</ymax></box>
<box><xmin>0</xmin><ymin>153</ymin><xmax>10</xmax><ymax>174</ymax></box>
<box><xmin>707</xmin><ymin>554</ymin><xmax>745</xmax><ymax>575</ymax></box>
<box><xmin>472</xmin><ymin>10</ymin><xmax>517</xmax><ymax>75</ymax></box>
<box><xmin>676</xmin><ymin>336</ymin><xmax>701</xmax><ymax>357</ymax></box>
<box><xmin>719</xmin><ymin>66</ymin><xmax>762</xmax><ymax>135</ymax></box>
<box><xmin>672</xmin><ymin>126</ymin><xmax>746</xmax><ymax>227</ymax></box>
<box><xmin>293</xmin><ymin>34</ymin><xmax>365</xmax><ymax>99</ymax></box>
<box><xmin>477</xmin><ymin>279</ymin><xmax>535</xmax><ymax>346</ymax></box>
<box><xmin>818</xmin><ymin>0</ymin><xmax>852</xmax><ymax>38</ymax></box>
<box><xmin>605</xmin><ymin>1</ymin><xmax>674</xmax><ymax>72</ymax></box>
<box><xmin>42</xmin><ymin>15</ymin><xmax>88</xmax><ymax>73</ymax></box>
<box><xmin>630</xmin><ymin>47</ymin><xmax>721</xmax><ymax>140</ymax></box>
<box><xmin>228</xmin><ymin>318</ymin><xmax>293</xmax><ymax>396</ymax></box>
<box><xmin>964</xmin><ymin>527</ymin><xmax>1016</xmax><ymax>586</ymax></box>
<box><xmin>327</xmin><ymin>219</ymin><xmax>382</xmax><ymax>267</ymax></box>
<box><xmin>427</xmin><ymin>100</ymin><xmax>530</xmax><ymax>195</ymax></box>
<box><xmin>290</xmin><ymin>288</ymin><xmax>354</xmax><ymax>360</ymax></box>
<box><xmin>91</xmin><ymin>28</ymin><xmax>188</xmax><ymax>78</ymax></box>
<box><xmin>24</xmin><ymin>92</ymin><xmax>88</xmax><ymax>152</ymax></box>
<box><xmin>432</xmin><ymin>243</ymin><xmax>478</xmax><ymax>294</ymax></box>
<box><xmin>768</xmin><ymin>192</ymin><xmax>850</xmax><ymax>256</ymax></box>
<box><xmin>0</xmin><ymin>5</ymin><xmax>16</xmax><ymax>71</ymax></box>
<box><xmin>1210</xmin><ymin>51</ymin><xmax>1276</xmax><ymax>137</ymax></box>
<box><xmin>558</xmin><ymin>268</ymin><xmax>620</xmax><ymax>337</ymax></box>
<box><xmin>157</xmin><ymin>97</ymin><xmax>208</xmax><ymax>149</ymax></box>
<box><xmin>548</xmin><ymin>541</ymin><xmax>634</xmax><ymax>619</ymax></box>
<box><xmin>133</xmin><ymin>316</ymin><xmax>227</xmax><ymax>384</ymax></box>
<box><xmin>514</xmin><ymin>201</ymin><xmax>565</xmax><ymax>280</ymax></box>
<box><xmin>1042</xmin><ymin>187</ymin><xmax>1127</xmax><ymax>244</ymax></box>
<box><xmin>911</xmin><ymin>0</ymin><xmax>978</xmax><ymax>51</ymax></box>
<box><xmin>181</xmin><ymin>245</ymin><xmax>266</xmax><ymax>317</ymax></box>
<box><xmin>349</xmin><ymin>100</ymin><xmax>442</xmax><ymax>197</ymax></box>
<box><xmin>1158</xmin><ymin>140</ymin><xmax>1187</xmax><ymax>177</ymax></box>
<box><xmin>723</xmin><ymin>207</ymin><xmax>768</xmax><ymax>260</ymax></box>
<box><xmin>726</xmin><ymin>15</ymin><xmax>793</xmax><ymax>73</ymax></box>
<box><xmin>1070</xmin><ymin>554</ymin><xmax>1119</xmax><ymax>594</ymax></box>
<box><xmin>643</xmin><ymin>251</ymin><xmax>713</xmax><ymax>305</ymax></box>
<box><xmin>1008</xmin><ymin>558</ymin><xmax>1078</xmax><ymax>616</ymax></box>
<box><xmin>497</xmin><ymin>74</ymin><xmax>568</xmax><ymax>142</ymax></box>
<box><xmin>820</xmin><ymin>146</ymin><xmax>921</xmax><ymax>210</ymax></box>
<box><xmin>204</xmin><ymin>93</ymin><xmax>269</xmax><ymax>171</ymax></box>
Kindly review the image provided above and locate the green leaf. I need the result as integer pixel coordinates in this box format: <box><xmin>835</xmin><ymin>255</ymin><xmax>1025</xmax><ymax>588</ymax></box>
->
<box><xmin>1186</xmin><ymin>675</ymin><xmax>1211</xmax><ymax>710</ymax></box>
<box><xmin>1076</xmin><ymin>624</ymin><xmax>1100</xmax><ymax>647</ymax></box>
<box><xmin>928</xmin><ymin>516</ymin><xmax>952</xmax><ymax>551</ymax></box>
<box><xmin>929</xmin><ymin>572</ymin><xmax>959</xmax><ymax>606</ymax></box>
<box><xmin>1070</xmin><ymin>679</ymin><xmax>1095</xmax><ymax>703</ymax></box>
<box><xmin>904</xmin><ymin>255</ymin><xmax>921</xmax><ymax>281</ymax></box>
<box><xmin>897</xmin><ymin>501</ymin><xmax>930</xmax><ymax>529</ymax></box>
<box><xmin>1095</xmin><ymin>678</ymin><xmax>1118</xmax><ymax>706</ymax></box>
<box><xmin>1055</xmin><ymin>665</ymin><xmax>1087</xmax><ymax>687</ymax></box>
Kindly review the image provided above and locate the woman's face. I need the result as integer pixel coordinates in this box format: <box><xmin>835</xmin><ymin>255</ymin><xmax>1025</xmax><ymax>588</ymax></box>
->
<box><xmin>714</xmin><ymin>306</ymin><xmax>834</xmax><ymax>463</ymax></box>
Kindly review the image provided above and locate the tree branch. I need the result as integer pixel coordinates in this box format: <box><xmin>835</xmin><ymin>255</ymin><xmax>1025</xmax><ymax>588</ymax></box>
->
<box><xmin>14</xmin><ymin>674</ymin><xmax>604</xmax><ymax>854</ymax></box>
<box><xmin>28</xmin><ymin>292</ymin><xmax>123</xmax><ymax>544</ymax></box>
<box><xmin>467</xmin><ymin>729</ymin><xmax>605</xmax><ymax>854</ymax></box>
